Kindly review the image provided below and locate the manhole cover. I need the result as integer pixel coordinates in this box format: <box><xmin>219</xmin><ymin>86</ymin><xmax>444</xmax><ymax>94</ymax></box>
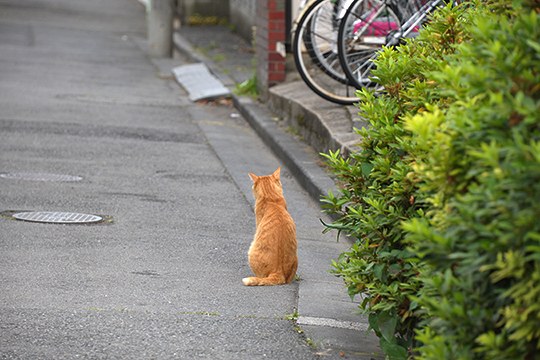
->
<box><xmin>11</xmin><ymin>211</ymin><xmax>103</xmax><ymax>224</ymax></box>
<box><xmin>0</xmin><ymin>172</ymin><xmax>82</xmax><ymax>182</ymax></box>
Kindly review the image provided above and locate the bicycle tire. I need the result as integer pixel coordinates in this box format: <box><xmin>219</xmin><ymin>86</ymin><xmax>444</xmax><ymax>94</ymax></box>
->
<box><xmin>301</xmin><ymin>0</ymin><xmax>351</xmax><ymax>84</ymax></box>
<box><xmin>293</xmin><ymin>0</ymin><xmax>360</xmax><ymax>105</ymax></box>
<box><xmin>337</xmin><ymin>0</ymin><xmax>401</xmax><ymax>89</ymax></box>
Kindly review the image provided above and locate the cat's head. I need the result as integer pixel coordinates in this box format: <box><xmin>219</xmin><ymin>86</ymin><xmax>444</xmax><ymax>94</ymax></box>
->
<box><xmin>248</xmin><ymin>167</ymin><xmax>284</xmax><ymax>200</ymax></box>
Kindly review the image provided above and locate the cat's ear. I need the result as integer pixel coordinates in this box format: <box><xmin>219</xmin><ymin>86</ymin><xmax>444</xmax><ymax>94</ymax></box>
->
<box><xmin>272</xmin><ymin>167</ymin><xmax>281</xmax><ymax>179</ymax></box>
<box><xmin>248</xmin><ymin>173</ymin><xmax>258</xmax><ymax>182</ymax></box>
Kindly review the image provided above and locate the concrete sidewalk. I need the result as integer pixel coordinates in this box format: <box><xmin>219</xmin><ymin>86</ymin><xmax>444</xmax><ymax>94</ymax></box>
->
<box><xmin>174</xmin><ymin>24</ymin><xmax>381</xmax><ymax>359</ymax></box>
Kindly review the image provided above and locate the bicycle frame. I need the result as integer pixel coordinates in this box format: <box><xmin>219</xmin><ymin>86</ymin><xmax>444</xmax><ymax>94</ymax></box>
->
<box><xmin>337</xmin><ymin>0</ymin><xmax>453</xmax><ymax>91</ymax></box>
<box><xmin>349</xmin><ymin>0</ymin><xmax>443</xmax><ymax>46</ymax></box>
<box><xmin>386</xmin><ymin>0</ymin><xmax>444</xmax><ymax>45</ymax></box>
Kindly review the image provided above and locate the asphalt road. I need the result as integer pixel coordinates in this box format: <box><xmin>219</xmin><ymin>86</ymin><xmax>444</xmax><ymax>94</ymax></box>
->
<box><xmin>0</xmin><ymin>0</ymin><xmax>337</xmax><ymax>358</ymax></box>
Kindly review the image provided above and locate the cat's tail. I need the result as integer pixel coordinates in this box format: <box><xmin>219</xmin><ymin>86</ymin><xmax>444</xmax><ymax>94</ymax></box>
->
<box><xmin>242</xmin><ymin>273</ymin><xmax>287</xmax><ymax>286</ymax></box>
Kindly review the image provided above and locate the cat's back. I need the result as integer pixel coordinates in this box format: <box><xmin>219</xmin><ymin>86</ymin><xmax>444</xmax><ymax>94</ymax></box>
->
<box><xmin>259</xmin><ymin>201</ymin><xmax>295</xmax><ymax>230</ymax></box>
<box><xmin>255</xmin><ymin>202</ymin><xmax>296</xmax><ymax>246</ymax></box>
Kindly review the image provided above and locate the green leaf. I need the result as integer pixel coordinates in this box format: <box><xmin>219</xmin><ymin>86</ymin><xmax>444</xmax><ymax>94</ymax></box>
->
<box><xmin>368</xmin><ymin>312</ymin><xmax>380</xmax><ymax>335</ymax></box>
<box><xmin>373</xmin><ymin>264</ymin><xmax>386</xmax><ymax>282</ymax></box>
<box><xmin>361</xmin><ymin>162</ymin><xmax>374</xmax><ymax>177</ymax></box>
<box><xmin>377</xmin><ymin>311</ymin><xmax>398</xmax><ymax>343</ymax></box>
<box><xmin>380</xmin><ymin>338</ymin><xmax>408</xmax><ymax>360</ymax></box>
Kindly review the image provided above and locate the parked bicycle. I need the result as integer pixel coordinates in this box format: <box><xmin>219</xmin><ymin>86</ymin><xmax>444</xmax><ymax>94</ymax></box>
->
<box><xmin>292</xmin><ymin>0</ymin><xmax>451</xmax><ymax>105</ymax></box>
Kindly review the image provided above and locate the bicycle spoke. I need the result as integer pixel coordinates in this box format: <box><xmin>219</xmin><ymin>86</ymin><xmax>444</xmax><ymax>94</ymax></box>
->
<box><xmin>338</xmin><ymin>0</ymin><xmax>399</xmax><ymax>89</ymax></box>
<box><xmin>293</xmin><ymin>0</ymin><xmax>360</xmax><ymax>105</ymax></box>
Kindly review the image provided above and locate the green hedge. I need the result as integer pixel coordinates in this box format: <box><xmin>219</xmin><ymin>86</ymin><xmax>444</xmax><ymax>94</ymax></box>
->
<box><xmin>322</xmin><ymin>1</ymin><xmax>540</xmax><ymax>359</ymax></box>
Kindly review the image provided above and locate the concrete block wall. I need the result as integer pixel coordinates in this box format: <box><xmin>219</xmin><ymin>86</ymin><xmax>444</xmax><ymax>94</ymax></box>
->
<box><xmin>229</xmin><ymin>0</ymin><xmax>256</xmax><ymax>44</ymax></box>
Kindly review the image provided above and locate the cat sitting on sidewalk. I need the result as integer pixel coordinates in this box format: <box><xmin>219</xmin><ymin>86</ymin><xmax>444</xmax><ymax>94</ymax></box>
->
<box><xmin>243</xmin><ymin>168</ymin><xmax>298</xmax><ymax>286</ymax></box>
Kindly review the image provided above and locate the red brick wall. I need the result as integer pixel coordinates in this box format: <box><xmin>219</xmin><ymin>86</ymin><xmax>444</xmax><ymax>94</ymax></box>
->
<box><xmin>256</xmin><ymin>0</ymin><xmax>286</xmax><ymax>97</ymax></box>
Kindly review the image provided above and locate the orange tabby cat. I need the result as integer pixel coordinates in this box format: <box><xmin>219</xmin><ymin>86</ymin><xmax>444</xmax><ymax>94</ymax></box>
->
<box><xmin>243</xmin><ymin>167</ymin><xmax>298</xmax><ymax>286</ymax></box>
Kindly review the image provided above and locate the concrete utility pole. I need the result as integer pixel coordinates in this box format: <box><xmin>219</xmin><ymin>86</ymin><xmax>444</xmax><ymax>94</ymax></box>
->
<box><xmin>147</xmin><ymin>0</ymin><xmax>175</xmax><ymax>57</ymax></box>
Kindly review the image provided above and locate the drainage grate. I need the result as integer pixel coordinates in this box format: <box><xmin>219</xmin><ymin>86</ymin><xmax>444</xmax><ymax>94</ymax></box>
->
<box><xmin>11</xmin><ymin>211</ymin><xmax>103</xmax><ymax>224</ymax></box>
<box><xmin>0</xmin><ymin>172</ymin><xmax>82</xmax><ymax>182</ymax></box>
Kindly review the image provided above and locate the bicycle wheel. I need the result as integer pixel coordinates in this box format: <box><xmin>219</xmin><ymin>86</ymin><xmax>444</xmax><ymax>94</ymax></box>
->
<box><xmin>338</xmin><ymin>0</ymin><xmax>400</xmax><ymax>89</ymax></box>
<box><xmin>302</xmin><ymin>0</ymin><xmax>353</xmax><ymax>83</ymax></box>
<box><xmin>293</xmin><ymin>0</ymin><xmax>360</xmax><ymax>105</ymax></box>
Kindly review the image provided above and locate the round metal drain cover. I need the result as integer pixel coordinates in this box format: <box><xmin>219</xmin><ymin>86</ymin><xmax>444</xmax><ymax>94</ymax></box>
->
<box><xmin>12</xmin><ymin>211</ymin><xmax>103</xmax><ymax>224</ymax></box>
<box><xmin>0</xmin><ymin>172</ymin><xmax>82</xmax><ymax>182</ymax></box>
